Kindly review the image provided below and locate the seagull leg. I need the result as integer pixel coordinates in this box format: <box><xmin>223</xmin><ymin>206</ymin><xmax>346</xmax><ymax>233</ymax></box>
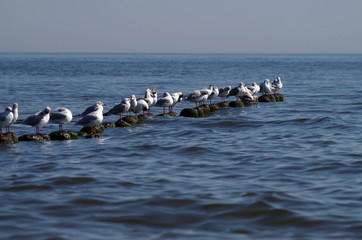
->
<box><xmin>90</xmin><ymin>128</ymin><xmax>94</xmax><ymax>135</ymax></box>
<box><xmin>0</xmin><ymin>128</ymin><xmax>3</xmax><ymax>137</ymax></box>
<box><xmin>36</xmin><ymin>127</ymin><xmax>40</xmax><ymax>135</ymax></box>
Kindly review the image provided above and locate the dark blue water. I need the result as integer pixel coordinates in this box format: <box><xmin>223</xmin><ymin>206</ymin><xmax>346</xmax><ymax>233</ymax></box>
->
<box><xmin>0</xmin><ymin>53</ymin><xmax>362</xmax><ymax>239</ymax></box>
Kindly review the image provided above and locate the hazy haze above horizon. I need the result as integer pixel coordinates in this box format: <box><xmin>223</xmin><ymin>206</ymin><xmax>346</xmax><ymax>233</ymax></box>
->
<box><xmin>1</xmin><ymin>0</ymin><xmax>362</xmax><ymax>53</ymax></box>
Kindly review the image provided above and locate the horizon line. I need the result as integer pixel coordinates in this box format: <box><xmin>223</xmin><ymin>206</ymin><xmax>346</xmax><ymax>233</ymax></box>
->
<box><xmin>1</xmin><ymin>51</ymin><xmax>362</xmax><ymax>55</ymax></box>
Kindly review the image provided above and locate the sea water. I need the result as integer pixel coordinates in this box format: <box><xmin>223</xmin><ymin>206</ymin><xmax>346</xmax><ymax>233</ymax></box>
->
<box><xmin>0</xmin><ymin>53</ymin><xmax>362</xmax><ymax>239</ymax></box>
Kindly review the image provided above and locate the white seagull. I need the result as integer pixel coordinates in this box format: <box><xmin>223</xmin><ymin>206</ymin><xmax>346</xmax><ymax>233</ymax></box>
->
<box><xmin>201</xmin><ymin>84</ymin><xmax>214</xmax><ymax>99</ymax></box>
<box><xmin>155</xmin><ymin>92</ymin><xmax>174</xmax><ymax>114</ymax></box>
<box><xmin>272</xmin><ymin>77</ymin><xmax>283</xmax><ymax>94</ymax></box>
<box><xmin>23</xmin><ymin>107</ymin><xmax>51</xmax><ymax>135</ymax></box>
<box><xmin>186</xmin><ymin>90</ymin><xmax>209</xmax><ymax>107</ymax></box>
<box><xmin>50</xmin><ymin>107</ymin><xmax>73</xmax><ymax>132</ymax></box>
<box><xmin>248</xmin><ymin>82</ymin><xmax>260</xmax><ymax>95</ymax></box>
<box><xmin>0</xmin><ymin>106</ymin><xmax>14</xmax><ymax>137</ymax></box>
<box><xmin>218</xmin><ymin>86</ymin><xmax>231</xmax><ymax>102</ymax></box>
<box><xmin>170</xmin><ymin>92</ymin><xmax>183</xmax><ymax>113</ymax></box>
<box><xmin>77</xmin><ymin>102</ymin><xmax>105</xmax><ymax>134</ymax></box>
<box><xmin>7</xmin><ymin>103</ymin><xmax>18</xmax><ymax>132</ymax></box>
<box><xmin>241</xmin><ymin>83</ymin><xmax>254</xmax><ymax>100</ymax></box>
<box><xmin>104</xmin><ymin>98</ymin><xmax>131</xmax><ymax>121</ymax></box>
<box><xmin>227</xmin><ymin>83</ymin><xmax>246</xmax><ymax>101</ymax></box>
<box><xmin>260</xmin><ymin>79</ymin><xmax>273</xmax><ymax>95</ymax></box>
<box><xmin>132</xmin><ymin>98</ymin><xmax>149</xmax><ymax>116</ymax></box>
<box><xmin>143</xmin><ymin>89</ymin><xmax>154</xmax><ymax>114</ymax></box>
<box><xmin>129</xmin><ymin>95</ymin><xmax>137</xmax><ymax>116</ymax></box>
<box><xmin>76</xmin><ymin>101</ymin><xmax>105</xmax><ymax>117</ymax></box>
<box><xmin>208</xmin><ymin>86</ymin><xmax>219</xmax><ymax>104</ymax></box>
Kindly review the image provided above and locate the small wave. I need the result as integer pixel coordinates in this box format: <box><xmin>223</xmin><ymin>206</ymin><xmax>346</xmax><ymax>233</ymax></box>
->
<box><xmin>144</xmin><ymin>198</ymin><xmax>196</xmax><ymax>208</ymax></box>
<box><xmin>304</xmin><ymin>162</ymin><xmax>348</xmax><ymax>173</ymax></box>
<box><xmin>174</xmin><ymin>146</ymin><xmax>213</xmax><ymax>156</ymax></box>
<box><xmin>117</xmin><ymin>181</ymin><xmax>141</xmax><ymax>187</ymax></box>
<box><xmin>193</xmin><ymin>120</ymin><xmax>263</xmax><ymax>129</ymax></box>
<box><xmin>71</xmin><ymin>197</ymin><xmax>108</xmax><ymax>206</ymax></box>
<box><xmin>95</xmin><ymin>212</ymin><xmax>205</xmax><ymax>229</ymax></box>
<box><xmin>50</xmin><ymin>176</ymin><xmax>97</xmax><ymax>185</ymax></box>
<box><xmin>3</xmin><ymin>184</ymin><xmax>52</xmax><ymax>192</ymax></box>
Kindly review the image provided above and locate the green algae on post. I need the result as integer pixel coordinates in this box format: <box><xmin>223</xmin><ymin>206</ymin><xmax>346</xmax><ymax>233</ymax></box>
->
<box><xmin>115</xmin><ymin>119</ymin><xmax>132</xmax><ymax>128</ymax></box>
<box><xmin>258</xmin><ymin>94</ymin><xmax>284</xmax><ymax>103</ymax></box>
<box><xmin>216</xmin><ymin>102</ymin><xmax>229</xmax><ymax>107</ymax></box>
<box><xmin>180</xmin><ymin>108</ymin><xmax>199</xmax><ymax>118</ymax></box>
<box><xmin>180</xmin><ymin>104</ymin><xmax>218</xmax><ymax>118</ymax></box>
<box><xmin>49</xmin><ymin>131</ymin><xmax>79</xmax><ymax>140</ymax></box>
<box><xmin>102</xmin><ymin>122</ymin><xmax>116</xmax><ymax>128</ymax></box>
<box><xmin>229</xmin><ymin>101</ymin><xmax>244</xmax><ymax>107</ymax></box>
<box><xmin>80</xmin><ymin>125</ymin><xmax>105</xmax><ymax>134</ymax></box>
<box><xmin>0</xmin><ymin>132</ymin><xmax>19</xmax><ymax>144</ymax></box>
<box><xmin>18</xmin><ymin>134</ymin><xmax>50</xmax><ymax>142</ymax></box>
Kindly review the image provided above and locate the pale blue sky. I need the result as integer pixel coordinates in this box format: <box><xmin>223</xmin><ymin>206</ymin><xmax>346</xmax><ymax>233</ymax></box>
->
<box><xmin>1</xmin><ymin>0</ymin><xmax>362</xmax><ymax>53</ymax></box>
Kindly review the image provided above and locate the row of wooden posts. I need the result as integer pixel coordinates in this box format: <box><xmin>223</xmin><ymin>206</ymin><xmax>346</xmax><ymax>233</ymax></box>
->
<box><xmin>0</xmin><ymin>94</ymin><xmax>284</xmax><ymax>144</ymax></box>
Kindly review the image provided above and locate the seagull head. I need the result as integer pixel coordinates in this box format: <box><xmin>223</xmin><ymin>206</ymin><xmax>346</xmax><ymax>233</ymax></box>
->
<box><xmin>44</xmin><ymin>107</ymin><xmax>51</xmax><ymax>114</ymax></box>
<box><xmin>5</xmin><ymin>106</ymin><xmax>13</xmax><ymax>113</ymax></box>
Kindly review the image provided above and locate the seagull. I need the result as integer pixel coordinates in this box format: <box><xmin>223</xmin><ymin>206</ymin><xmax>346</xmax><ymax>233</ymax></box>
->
<box><xmin>241</xmin><ymin>83</ymin><xmax>254</xmax><ymax>100</ymax></box>
<box><xmin>151</xmin><ymin>88</ymin><xmax>158</xmax><ymax>108</ymax></box>
<box><xmin>23</xmin><ymin>107</ymin><xmax>51</xmax><ymax>135</ymax></box>
<box><xmin>132</xmin><ymin>98</ymin><xmax>149</xmax><ymax>116</ymax></box>
<box><xmin>218</xmin><ymin>86</ymin><xmax>231</xmax><ymax>102</ymax></box>
<box><xmin>76</xmin><ymin>101</ymin><xmax>105</xmax><ymax>117</ymax></box>
<box><xmin>6</xmin><ymin>103</ymin><xmax>18</xmax><ymax>132</ymax></box>
<box><xmin>129</xmin><ymin>95</ymin><xmax>137</xmax><ymax>116</ymax></box>
<box><xmin>272</xmin><ymin>77</ymin><xmax>283</xmax><ymax>94</ymax></box>
<box><xmin>0</xmin><ymin>106</ymin><xmax>14</xmax><ymax>137</ymax></box>
<box><xmin>260</xmin><ymin>79</ymin><xmax>273</xmax><ymax>95</ymax></box>
<box><xmin>200</xmin><ymin>84</ymin><xmax>214</xmax><ymax>99</ymax></box>
<box><xmin>170</xmin><ymin>92</ymin><xmax>183</xmax><ymax>113</ymax></box>
<box><xmin>227</xmin><ymin>83</ymin><xmax>245</xmax><ymax>101</ymax></box>
<box><xmin>186</xmin><ymin>90</ymin><xmax>209</xmax><ymax>107</ymax></box>
<box><xmin>208</xmin><ymin>86</ymin><xmax>219</xmax><ymax>104</ymax></box>
<box><xmin>50</xmin><ymin>107</ymin><xmax>73</xmax><ymax>132</ymax></box>
<box><xmin>155</xmin><ymin>92</ymin><xmax>173</xmax><ymax>114</ymax></box>
<box><xmin>248</xmin><ymin>82</ymin><xmax>260</xmax><ymax>95</ymax></box>
<box><xmin>104</xmin><ymin>98</ymin><xmax>130</xmax><ymax>121</ymax></box>
<box><xmin>77</xmin><ymin>103</ymin><xmax>105</xmax><ymax>135</ymax></box>
<box><xmin>143</xmin><ymin>89</ymin><xmax>154</xmax><ymax>114</ymax></box>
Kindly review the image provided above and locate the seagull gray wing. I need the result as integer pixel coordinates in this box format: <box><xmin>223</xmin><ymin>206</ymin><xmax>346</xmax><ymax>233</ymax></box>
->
<box><xmin>155</xmin><ymin>98</ymin><xmax>171</xmax><ymax>107</ymax></box>
<box><xmin>77</xmin><ymin>114</ymin><xmax>98</xmax><ymax>125</ymax></box>
<box><xmin>23</xmin><ymin>112</ymin><xmax>42</xmax><ymax>126</ymax></box>
<box><xmin>111</xmin><ymin>103</ymin><xmax>127</xmax><ymax>114</ymax></box>
<box><xmin>80</xmin><ymin>105</ymin><xmax>97</xmax><ymax>117</ymax></box>
<box><xmin>50</xmin><ymin>112</ymin><xmax>66</xmax><ymax>121</ymax></box>
<box><xmin>228</xmin><ymin>87</ymin><xmax>240</xmax><ymax>97</ymax></box>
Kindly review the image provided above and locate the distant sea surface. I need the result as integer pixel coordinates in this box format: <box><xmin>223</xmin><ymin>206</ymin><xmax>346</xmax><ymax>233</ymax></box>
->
<box><xmin>0</xmin><ymin>53</ymin><xmax>362</xmax><ymax>239</ymax></box>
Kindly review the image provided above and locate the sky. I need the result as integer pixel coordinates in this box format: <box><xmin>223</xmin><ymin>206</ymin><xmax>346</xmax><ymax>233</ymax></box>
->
<box><xmin>1</xmin><ymin>0</ymin><xmax>362</xmax><ymax>53</ymax></box>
